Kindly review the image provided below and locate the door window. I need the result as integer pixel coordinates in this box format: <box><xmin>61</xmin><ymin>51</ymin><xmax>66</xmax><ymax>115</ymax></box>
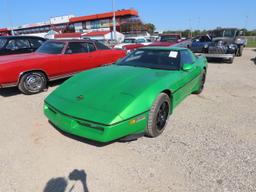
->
<box><xmin>87</xmin><ymin>43</ymin><xmax>96</xmax><ymax>52</ymax></box>
<box><xmin>65</xmin><ymin>42</ymin><xmax>88</xmax><ymax>54</ymax></box>
<box><xmin>136</xmin><ymin>38</ymin><xmax>146</xmax><ymax>43</ymax></box>
<box><xmin>180</xmin><ymin>50</ymin><xmax>193</xmax><ymax>66</ymax></box>
<box><xmin>6</xmin><ymin>39</ymin><xmax>30</xmax><ymax>50</ymax></box>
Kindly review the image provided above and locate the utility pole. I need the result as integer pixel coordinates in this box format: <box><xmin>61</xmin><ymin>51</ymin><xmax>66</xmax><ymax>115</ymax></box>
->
<box><xmin>112</xmin><ymin>0</ymin><xmax>117</xmax><ymax>41</ymax></box>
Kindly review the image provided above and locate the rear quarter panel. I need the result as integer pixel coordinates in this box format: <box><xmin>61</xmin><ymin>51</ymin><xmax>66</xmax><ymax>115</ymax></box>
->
<box><xmin>0</xmin><ymin>55</ymin><xmax>60</xmax><ymax>85</ymax></box>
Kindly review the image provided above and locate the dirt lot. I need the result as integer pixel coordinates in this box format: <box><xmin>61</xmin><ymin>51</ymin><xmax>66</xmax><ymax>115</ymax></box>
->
<box><xmin>0</xmin><ymin>49</ymin><xmax>256</xmax><ymax>192</ymax></box>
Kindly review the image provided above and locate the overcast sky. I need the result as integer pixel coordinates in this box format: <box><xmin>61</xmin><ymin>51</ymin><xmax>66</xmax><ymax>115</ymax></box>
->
<box><xmin>0</xmin><ymin>0</ymin><xmax>255</xmax><ymax>30</ymax></box>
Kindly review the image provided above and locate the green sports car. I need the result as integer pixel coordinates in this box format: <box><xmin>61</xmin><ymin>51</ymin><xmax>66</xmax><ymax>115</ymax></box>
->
<box><xmin>44</xmin><ymin>47</ymin><xmax>208</xmax><ymax>142</ymax></box>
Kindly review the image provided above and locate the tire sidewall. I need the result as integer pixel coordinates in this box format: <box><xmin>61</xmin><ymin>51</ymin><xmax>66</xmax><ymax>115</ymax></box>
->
<box><xmin>18</xmin><ymin>72</ymin><xmax>47</xmax><ymax>95</ymax></box>
<box><xmin>146</xmin><ymin>93</ymin><xmax>170</xmax><ymax>138</ymax></box>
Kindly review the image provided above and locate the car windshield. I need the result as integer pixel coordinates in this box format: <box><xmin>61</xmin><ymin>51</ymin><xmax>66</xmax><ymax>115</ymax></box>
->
<box><xmin>36</xmin><ymin>41</ymin><xmax>65</xmax><ymax>54</ymax></box>
<box><xmin>212</xmin><ymin>29</ymin><xmax>236</xmax><ymax>38</ymax></box>
<box><xmin>116</xmin><ymin>49</ymin><xmax>180</xmax><ymax>70</ymax></box>
<box><xmin>0</xmin><ymin>38</ymin><xmax>7</xmax><ymax>49</ymax></box>
<box><xmin>160</xmin><ymin>35</ymin><xmax>179</xmax><ymax>42</ymax></box>
<box><xmin>123</xmin><ymin>39</ymin><xmax>136</xmax><ymax>43</ymax></box>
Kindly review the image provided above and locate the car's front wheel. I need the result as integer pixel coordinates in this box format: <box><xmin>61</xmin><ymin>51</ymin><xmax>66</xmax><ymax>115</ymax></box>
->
<box><xmin>145</xmin><ymin>93</ymin><xmax>170</xmax><ymax>138</ymax></box>
<box><xmin>18</xmin><ymin>71</ymin><xmax>47</xmax><ymax>95</ymax></box>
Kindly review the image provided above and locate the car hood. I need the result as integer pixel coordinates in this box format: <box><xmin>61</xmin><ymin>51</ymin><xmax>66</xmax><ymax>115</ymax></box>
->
<box><xmin>148</xmin><ymin>41</ymin><xmax>177</xmax><ymax>47</ymax></box>
<box><xmin>0</xmin><ymin>52</ymin><xmax>53</xmax><ymax>65</ymax></box>
<box><xmin>46</xmin><ymin>65</ymin><xmax>179</xmax><ymax>125</ymax></box>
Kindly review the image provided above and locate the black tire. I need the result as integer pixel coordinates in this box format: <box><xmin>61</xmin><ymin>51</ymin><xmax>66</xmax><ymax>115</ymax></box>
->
<box><xmin>145</xmin><ymin>93</ymin><xmax>170</xmax><ymax>138</ymax></box>
<box><xmin>193</xmin><ymin>69</ymin><xmax>206</xmax><ymax>94</ymax></box>
<box><xmin>18</xmin><ymin>71</ymin><xmax>47</xmax><ymax>95</ymax></box>
<box><xmin>227</xmin><ymin>57</ymin><xmax>234</xmax><ymax>64</ymax></box>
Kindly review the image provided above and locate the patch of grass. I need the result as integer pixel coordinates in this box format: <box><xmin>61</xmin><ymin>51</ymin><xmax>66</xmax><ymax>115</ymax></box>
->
<box><xmin>246</xmin><ymin>39</ymin><xmax>256</xmax><ymax>48</ymax></box>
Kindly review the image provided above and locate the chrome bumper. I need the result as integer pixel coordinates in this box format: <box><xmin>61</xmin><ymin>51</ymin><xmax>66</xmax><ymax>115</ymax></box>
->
<box><xmin>0</xmin><ymin>83</ymin><xmax>17</xmax><ymax>88</ymax></box>
<box><xmin>195</xmin><ymin>53</ymin><xmax>234</xmax><ymax>60</ymax></box>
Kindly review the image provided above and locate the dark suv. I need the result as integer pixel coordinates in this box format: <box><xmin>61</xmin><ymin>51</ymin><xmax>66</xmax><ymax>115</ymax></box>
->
<box><xmin>0</xmin><ymin>36</ymin><xmax>46</xmax><ymax>56</ymax></box>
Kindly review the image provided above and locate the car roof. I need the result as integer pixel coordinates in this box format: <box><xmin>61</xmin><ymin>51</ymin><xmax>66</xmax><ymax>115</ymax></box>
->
<box><xmin>47</xmin><ymin>39</ymin><xmax>95</xmax><ymax>43</ymax></box>
<box><xmin>139</xmin><ymin>46</ymin><xmax>187</xmax><ymax>51</ymax></box>
<box><xmin>0</xmin><ymin>36</ymin><xmax>45</xmax><ymax>39</ymax></box>
<box><xmin>125</xmin><ymin>37</ymin><xmax>145</xmax><ymax>40</ymax></box>
<box><xmin>160</xmin><ymin>34</ymin><xmax>180</xmax><ymax>36</ymax></box>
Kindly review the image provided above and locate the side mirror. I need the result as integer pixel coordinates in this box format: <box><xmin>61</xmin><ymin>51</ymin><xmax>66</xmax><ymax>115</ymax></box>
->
<box><xmin>182</xmin><ymin>63</ymin><xmax>193</xmax><ymax>71</ymax></box>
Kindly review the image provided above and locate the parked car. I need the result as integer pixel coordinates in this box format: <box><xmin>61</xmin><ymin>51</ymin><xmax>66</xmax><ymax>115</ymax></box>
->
<box><xmin>0</xmin><ymin>36</ymin><xmax>45</xmax><ymax>56</ymax></box>
<box><xmin>44</xmin><ymin>47</ymin><xmax>208</xmax><ymax>143</ymax></box>
<box><xmin>114</xmin><ymin>37</ymin><xmax>151</xmax><ymax>49</ymax></box>
<box><xmin>191</xmin><ymin>28</ymin><xmax>246</xmax><ymax>63</ymax></box>
<box><xmin>149</xmin><ymin>34</ymin><xmax>191</xmax><ymax>48</ymax></box>
<box><xmin>0</xmin><ymin>39</ymin><xmax>126</xmax><ymax>94</ymax></box>
<box><xmin>191</xmin><ymin>35</ymin><xmax>213</xmax><ymax>53</ymax></box>
<box><xmin>122</xmin><ymin>34</ymin><xmax>192</xmax><ymax>53</ymax></box>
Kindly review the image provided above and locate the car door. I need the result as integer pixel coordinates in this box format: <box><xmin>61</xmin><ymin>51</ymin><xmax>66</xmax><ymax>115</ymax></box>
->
<box><xmin>180</xmin><ymin>50</ymin><xmax>201</xmax><ymax>93</ymax></box>
<box><xmin>173</xmin><ymin>50</ymin><xmax>201</xmax><ymax>105</ymax></box>
<box><xmin>92</xmin><ymin>41</ymin><xmax>120</xmax><ymax>66</ymax></box>
<box><xmin>59</xmin><ymin>41</ymin><xmax>94</xmax><ymax>74</ymax></box>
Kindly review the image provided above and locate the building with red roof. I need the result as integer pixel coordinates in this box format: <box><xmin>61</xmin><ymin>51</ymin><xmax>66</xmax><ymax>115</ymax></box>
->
<box><xmin>7</xmin><ymin>9</ymin><xmax>139</xmax><ymax>37</ymax></box>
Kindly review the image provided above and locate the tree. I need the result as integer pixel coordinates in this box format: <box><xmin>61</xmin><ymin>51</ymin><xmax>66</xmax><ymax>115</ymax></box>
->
<box><xmin>143</xmin><ymin>23</ymin><xmax>156</xmax><ymax>34</ymax></box>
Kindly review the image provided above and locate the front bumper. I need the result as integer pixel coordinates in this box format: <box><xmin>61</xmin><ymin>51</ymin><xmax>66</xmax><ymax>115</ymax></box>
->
<box><xmin>195</xmin><ymin>53</ymin><xmax>234</xmax><ymax>60</ymax></box>
<box><xmin>44</xmin><ymin>103</ymin><xmax>148</xmax><ymax>143</ymax></box>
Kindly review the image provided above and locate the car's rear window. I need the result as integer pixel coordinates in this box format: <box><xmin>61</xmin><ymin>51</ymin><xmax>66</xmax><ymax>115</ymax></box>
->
<box><xmin>0</xmin><ymin>39</ymin><xmax>7</xmax><ymax>49</ymax></box>
<box><xmin>95</xmin><ymin>41</ymin><xmax>110</xmax><ymax>50</ymax></box>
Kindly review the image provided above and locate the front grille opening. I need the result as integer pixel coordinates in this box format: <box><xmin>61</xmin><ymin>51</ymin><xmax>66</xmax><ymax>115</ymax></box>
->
<box><xmin>77</xmin><ymin>121</ymin><xmax>104</xmax><ymax>132</ymax></box>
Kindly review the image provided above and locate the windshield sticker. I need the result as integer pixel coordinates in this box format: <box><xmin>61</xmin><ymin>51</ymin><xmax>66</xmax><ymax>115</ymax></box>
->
<box><xmin>169</xmin><ymin>51</ymin><xmax>178</xmax><ymax>58</ymax></box>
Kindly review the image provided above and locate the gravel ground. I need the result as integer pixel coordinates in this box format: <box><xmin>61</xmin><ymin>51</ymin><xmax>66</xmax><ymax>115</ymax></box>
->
<box><xmin>0</xmin><ymin>49</ymin><xmax>256</xmax><ymax>192</ymax></box>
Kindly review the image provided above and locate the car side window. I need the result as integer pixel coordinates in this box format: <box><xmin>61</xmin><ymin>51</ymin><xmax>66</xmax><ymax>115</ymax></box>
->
<box><xmin>16</xmin><ymin>39</ymin><xmax>31</xmax><ymax>48</ymax></box>
<box><xmin>94</xmin><ymin>41</ymin><xmax>110</xmax><ymax>50</ymax></box>
<box><xmin>136</xmin><ymin>39</ymin><xmax>146</xmax><ymax>43</ymax></box>
<box><xmin>6</xmin><ymin>40</ymin><xmax>16</xmax><ymax>50</ymax></box>
<box><xmin>201</xmin><ymin>36</ymin><xmax>211</xmax><ymax>42</ymax></box>
<box><xmin>65</xmin><ymin>42</ymin><xmax>88</xmax><ymax>54</ymax></box>
<box><xmin>6</xmin><ymin>39</ymin><xmax>31</xmax><ymax>50</ymax></box>
<box><xmin>29</xmin><ymin>39</ymin><xmax>44</xmax><ymax>48</ymax></box>
<box><xmin>87</xmin><ymin>43</ymin><xmax>96</xmax><ymax>52</ymax></box>
<box><xmin>180</xmin><ymin>50</ymin><xmax>194</xmax><ymax>66</ymax></box>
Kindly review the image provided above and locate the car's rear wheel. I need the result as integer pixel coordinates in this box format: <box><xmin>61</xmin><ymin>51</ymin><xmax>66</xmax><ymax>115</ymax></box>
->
<box><xmin>193</xmin><ymin>69</ymin><xmax>206</xmax><ymax>94</ymax></box>
<box><xmin>145</xmin><ymin>93</ymin><xmax>170</xmax><ymax>138</ymax></box>
<box><xmin>18</xmin><ymin>71</ymin><xmax>47</xmax><ymax>95</ymax></box>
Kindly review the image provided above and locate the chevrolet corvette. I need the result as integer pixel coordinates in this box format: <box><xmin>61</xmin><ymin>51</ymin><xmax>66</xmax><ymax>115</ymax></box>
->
<box><xmin>44</xmin><ymin>47</ymin><xmax>208</xmax><ymax>142</ymax></box>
